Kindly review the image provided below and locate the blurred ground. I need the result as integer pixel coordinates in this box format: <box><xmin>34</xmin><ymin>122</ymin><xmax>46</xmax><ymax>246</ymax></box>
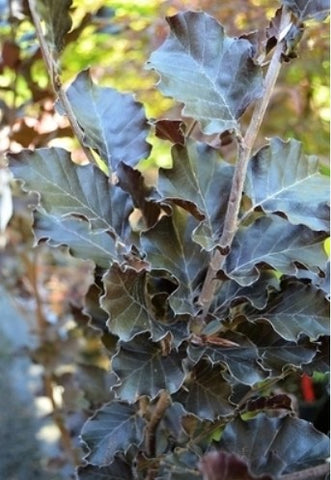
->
<box><xmin>0</xmin><ymin>286</ymin><xmax>65</xmax><ymax>479</ymax></box>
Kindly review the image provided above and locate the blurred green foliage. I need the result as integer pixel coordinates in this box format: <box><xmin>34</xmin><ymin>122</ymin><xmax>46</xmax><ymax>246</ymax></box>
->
<box><xmin>61</xmin><ymin>0</ymin><xmax>329</xmax><ymax>161</ymax></box>
<box><xmin>0</xmin><ymin>0</ymin><xmax>329</xmax><ymax>167</ymax></box>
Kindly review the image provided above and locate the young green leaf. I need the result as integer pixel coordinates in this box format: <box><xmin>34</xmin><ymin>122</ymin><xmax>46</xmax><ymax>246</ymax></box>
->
<box><xmin>147</xmin><ymin>11</ymin><xmax>263</xmax><ymax>135</ymax></box>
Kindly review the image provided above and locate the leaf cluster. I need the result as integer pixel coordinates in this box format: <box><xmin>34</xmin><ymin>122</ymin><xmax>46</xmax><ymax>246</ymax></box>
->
<box><xmin>4</xmin><ymin>1</ymin><xmax>330</xmax><ymax>479</ymax></box>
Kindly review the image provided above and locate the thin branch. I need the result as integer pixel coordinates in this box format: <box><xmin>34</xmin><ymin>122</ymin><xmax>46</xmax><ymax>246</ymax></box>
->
<box><xmin>44</xmin><ymin>373</ymin><xmax>81</xmax><ymax>466</ymax></box>
<box><xmin>27</xmin><ymin>0</ymin><xmax>96</xmax><ymax>165</ymax></box>
<box><xmin>280</xmin><ymin>463</ymin><xmax>330</xmax><ymax>480</ymax></box>
<box><xmin>8</xmin><ymin>0</ymin><xmax>19</xmax><ymax>136</ymax></box>
<box><xmin>22</xmin><ymin>250</ymin><xmax>80</xmax><ymax>466</ymax></box>
<box><xmin>145</xmin><ymin>390</ymin><xmax>170</xmax><ymax>457</ymax></box>
<box><xmin>21</xmin><ymin>250</ymin><xmax>48</xmax><ymax>338</ymax></box>
<box><xmin>198</xmin><ymin>8</ymin><xmax>292</xmax><ymax>317</ymax></box>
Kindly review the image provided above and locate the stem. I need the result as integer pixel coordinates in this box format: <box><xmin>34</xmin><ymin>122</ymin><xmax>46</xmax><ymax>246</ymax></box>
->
<box><xmin>44</xmin><ymin>374</ymin><xmax>81</xmax><ymax>466</ymax></box>
<box><xmin>22</xmin><ymin>250</ymin><xmax>80</xmax><ymax>466</ymax></box>
<box><xmin>27</xmin><ymin>0</ymin><xmax>96</xmax><ymax>165</ymax></box>
<box><xmin>198</xmin><ymin>8</ymin><xmax>292</xmax><ymax>316</ymax></box>
<box><xmin>280</xmin><ymin>463</ymin><xmax>330</xmax><ymax>480</ymax></box>
<box><xmin>145</xmin><ymin>390</ymin><xmax>170</xmax><ymax>457</ymax></box>
<box><xmin>8</xmin><ymin>0</ymin><xmax>18</xmax><ymax>135</ymax></box>
<box><xmin>21</xmin><ymin>250</ymin><xmax>48</xmax><ymax>338</ymax></box>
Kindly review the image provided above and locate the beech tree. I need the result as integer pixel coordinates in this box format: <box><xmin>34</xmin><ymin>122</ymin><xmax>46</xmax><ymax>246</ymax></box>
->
<box><xmin>2</xmin><ymin>0</ymin><xmax>330</xmax><ymax>479</ymax></box>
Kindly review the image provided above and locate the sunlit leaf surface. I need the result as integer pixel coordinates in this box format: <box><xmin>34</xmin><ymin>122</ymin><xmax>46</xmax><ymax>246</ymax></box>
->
<box><xmin>64</xmin><ymin>70</ymin><xmax>151</xmax><ymax>170</ymax></box>
<box><xmin>147</xmin><ymin>11</ymin><xmax>263</xmax><ymax>135</ymax></box>
<box><xmin>9</xmin><ymin>148</ymin><xmax>114</xmax><ymax>229</ymax></box>
<box><xmin>34</xmin><ymin>211</ymin><xmax>116</xmax><ymax>268</ymax></box>
<box><xmin>282</xmin><ymin>0</ymin><xmax>330</xmax><ymax>20</ymax></box>
<box><xmin>36</xmin><ymin>0</ymin><xmax>72</xmax><ymax>53</ymax></box>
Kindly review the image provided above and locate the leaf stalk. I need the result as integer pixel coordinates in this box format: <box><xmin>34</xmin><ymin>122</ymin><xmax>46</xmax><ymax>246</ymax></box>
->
<box><xmin>145</xmin><ymin>390</ymin><xmax>170</xmax><ymax>457</ymax></box>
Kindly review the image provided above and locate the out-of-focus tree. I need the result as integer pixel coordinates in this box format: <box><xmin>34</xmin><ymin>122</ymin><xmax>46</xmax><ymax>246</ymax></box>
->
<box><xmin>0</xmin><ymin>0</ymin><xmax>329</xmax><ymax>164</ymax></box>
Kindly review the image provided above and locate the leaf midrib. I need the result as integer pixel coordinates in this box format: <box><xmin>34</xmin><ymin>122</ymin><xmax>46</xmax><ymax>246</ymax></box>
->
<box><xmin>170</xmin><ymin>16</ymin><xmax>235</xmax><ymax>121</ymax></box>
